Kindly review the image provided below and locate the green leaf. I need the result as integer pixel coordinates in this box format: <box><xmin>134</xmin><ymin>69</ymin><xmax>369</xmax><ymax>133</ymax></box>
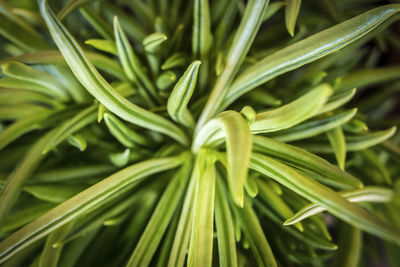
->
<box><xmin>188</xmin><ymin>150</ymin><xmax>216</xmax><ymax>267</ymax></box>
<box><xmin>262</xmin><ymin>1</ymin><xmax>286</xmax><ymax>21</ymax></box>
<box><xmin>233</xmin><ymin>197</ymin><xmax>277</xmax><ymax>267</ymax></box>
<box><xmin>331</xmin><ymin>223</ymin><xmax>362</xmax><ymax>267</ymax></box>
<box><xmin>193</xmin><ymin>111</ymin><xmax>252</xmax><ymax>206</ymax></box>
<box><xmin>161</xmin><ymin>53</ymin><xmax>186</xmax><ymax>70</ymax></box>
<box><xmin>254</xmin><ymin>200</ymin><xmax>338</xmax><ymax>251</ymax></box>
<box><xmin>0</xmin><ymin>13</ymin><xmax>49</xmax><ymax>52</ymax></box>
<box><xmin>270</xmin><ymin>109</ymin><xmax>357</xmax><ymax>142</ymax></box>
<box><xmin>250</xmin><ymin>153</ymin><xmax>400</xmax><ymax>245</ymax></box>
<box><xmin>225</xmin><ymin>4</ymin><xmax>400</xmax><ymax>107</ymax></box>
<box><xmin>1</xmin><ymin>61</ymin><xmax>69</xmax><ymax>101</ymax></box>
<box><xmin>284</xmin><ymin>187</ymin><xmax>394</xmax><ymax>225</ymax></box>
<box><xmin>251</xmin><ymin>84</ymin><xmax>332</xmax><ymax>133</ymax></box>
<box><xmin>256</xmin><ymin>178</ymin><xmax>304</xmax><ymax>232</ymax></box>
<box><xmin>113</xmin><ymin>17</ymin><xmax>160</xmax><ymax>104</ymax></box>
<box><xmin>109</xmin><ymin>149</ymin><xmax>130</xmax><ymax>167</ymax></box>
<box><xmin>67</xmin><ymin>134</ymin><xmax>87</xmax><ymax>151</ymax></box>
<box><xmin>42</xmin><ymin>105</ymin><xmax>97</xmax><ymax>154</ymax></box>
<box><xmin>0</xmin><ymin>110</ymin><xmax>54</xmax><ymax>150</ymax></box>
<box><xmin>0</xmin><ymin>155</ymin><xmax>184</xmax><ymax>264</ymax></box>
<box><xmin>104</xmin><ymin>112</ymin><xmax>150</xmax><ymax>148</ymax></box>
<box><xmin>143</xmin><ymin>32</ymin><xmax>167</xmax><ymax>53</ymax></box>
<box><xmin>196</xmin><ymin>0</ymin><xmax>269</xmax><ymax>131</ymax></box>
<box><xmin>85</xmin><ymin>39</ymin><xmax>117</xmax><ymax>55</ymax></box>
<box><xmin>39</xmin><ymin>222</ymin><xmax>73</xmax><ymax>267</ymax></box>
<box><xmin>24</xmin><ymin>184</ymin><xmax>86</xmax><ymax>203</ymax></box>
<box><xmin>167</xmin><ymin>61</ymin><xmax>201</xmax><ymax>128</ymax></box>
<box><xmin>192</xmin><ymin>0</ymin><xmax>212</xmax><ymax>58</ymax></box>
<box><xmin>0</xmin><ymin>50</ymin><xmax>126</xmax><ymax>81</ymax></box>
<box><xmin>337</xmin><ymin>66</ymin><xmax>400</xmax><ymax>91</ymax></box>
<box><xmin>1</xmin><ymin>203</ymin><xmax>55</xmax><ymax>234</ymax></box>
<box><xmin>39</xmin><ymin>1</ymin><xmax>188</xmax><ymax>145</ymax></box>
<box><xmin>317</xmin><ymin>88</ymin><xmax>356</xmax><ymax>114</ymax></box>
<box><xmin>156</xmin><ymin>71</ymin><xmax>177</xmax><ymax>90</ymax></box>
<box><xmin>215</xmin><ymin>176</ymin><xmax>237</xmax><ymax>267</ymax></box>
<box><xmin>285</xmin><ymin>0</ymin><xmax>301</xmax><ymax>36</ymax></box>
<box><xmin>300</xmin><ymin>127</ymin><xmax>397</xmax><ymax>153</ymax></box>
<box><xmin>168</xmin><ymin>165</ymin><xmax>197</xmax><ymax>267</ymax></box>
<box><xmin>327</xmin><ymin>126</ymin><xmax>346</xmax><ymax>170</ymax></box>
<box><xmin>360</xmin><ymin>149</ymin><xmax>391</xmax><ymax>185</ymax></box>
<box><xmin>126</xmin><ymin>159</ymin><xmax>192</xmax><ymax>267</ymax></box>
<box><xmin>0</xmin><ymin>131</ymin><xmax>56</xmax><ymax>228</ymax></box>
<box><xmin>80</xmin><ymin>7</ymin><xmax>114</xmax><ymax>40</ymax></box>
<box><xmin>57</xmin><ymin>0</ymin><xmax>92</xmax><ymax>20</ymax></box>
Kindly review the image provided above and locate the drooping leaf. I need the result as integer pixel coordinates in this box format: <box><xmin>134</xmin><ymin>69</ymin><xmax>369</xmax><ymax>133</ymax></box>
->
<box><xmin>193</xmin><ymin>111</ymin><xmax>252</xmax><ymax>206</ymax></box>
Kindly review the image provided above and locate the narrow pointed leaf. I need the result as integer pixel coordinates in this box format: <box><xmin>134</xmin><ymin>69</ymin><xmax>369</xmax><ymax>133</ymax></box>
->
<box><xmin>285</xmin><ymin>187</ymin><xmax>394</xmax><ymax>225</ymax></box>
<box><xmin>104</xmin><ymin>112</ymin><xmax>150</xmax><ymax>147</ymax></box>
<box><xmin>251</xmin><ymin>84</ymin><xmax>332</xmax><ymax>133</ymax></box>
<box><xmin>234</xmin><ymin>198</ymin><xmax>277</xmax><ymax>267</ymax></box>
<box><xmin>300</xmin><ymin>127</ymin><xmax>397</xmax><ymax>153</ymax></box>
<box><xmin>270</xmin><ymin>109</ymin><xmax>357</xmax><ymax>142</ymax></box>
<box><xmin>0</xmin><ymin>155</ymin><xmax>184</xmax><ymax>264</ymax></box>
<box><xmin>42</xmin><ymin>105</ymin><xmax>97</xmax><ymax>154</ymax></box>
<box><xmin>126</xmin><ymin>159</ymin><xmax>192</xmax><ymax>267</ymax></box>
<box><xmin>85</xmin><ymin>39</ymin><xmax>117</xmax><ymax>55</ymax></box>
<box><xmin>253</xmin><ymin>135</ymin><xmax>362</xmax><ymax>189</ymax></box>
<box><xmin>285</xmin><ymin>0</ymin><xmax>301</xmax><ymax>36</ymax></box>
<box><xmin>167</xmin><ymin>61</ymin><xmax>201</xmax><ymax>128</ymax></box>
<box><xmin>24</xmin><ymin>184</ymin><xmax>86</xmax><ymax>203</ymax></box>
<box><xmin>192</xmin><ymin>0</ymin><xmax>212</xmax><ymax>58</ymax></box>
<box><xmin>39</xmin><ymin>1</ymin><xmax>188</xmax><ymax>145</ymax></box>
<box><xmin>250</xmin><ymin>153</ymin><xmax>400</xmax><ymax>245</ymax></box>
<box><xmin>2</xmin><ymin>61</ymin><xmax>69</xmax><ymax>101</ymax></box>
<box><xmin>113</xmin><ymin>17</ymin><xmax>160</xmax><ymax>103</ymax></box>
<box><xmin>143</xmin><ymin>32</ymin><xmax>167</xmax><ymax>53</ymax></box>
<box><xmin>215</xmin><ymin>176</ymin><xmax>238</xmax><ymax>267</ymax></box>
<box><xmin>226</xmin><ymin>4</ymin><xmax>400</xmax><ymax>107</ymax></box>
<box><xmin>196</xmin><ymin>0</ymin><xmax>269</xmax><ymax>131</ymax></box>
<box><xmin>327</xmin><ymin>127</ymin><xmax>346</xmax><ymax>170</ymax></box>
<box><xmin>168</xmin><ymin>166</ymin><xmax>197</xmax><ymax>267</ymax></box>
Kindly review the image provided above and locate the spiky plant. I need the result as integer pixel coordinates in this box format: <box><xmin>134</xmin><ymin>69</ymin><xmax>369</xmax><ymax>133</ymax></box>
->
<box><xmin>0</xmin><ymin>0</ymin><xmax>400</xmax><ymax>266</ymax></box>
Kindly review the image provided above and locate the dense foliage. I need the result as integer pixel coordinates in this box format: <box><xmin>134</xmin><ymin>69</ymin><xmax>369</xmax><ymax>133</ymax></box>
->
<box><xmin>0</xmin><ymin>0</ymin><xmax>400</xmax><ymax>266</ymax></box>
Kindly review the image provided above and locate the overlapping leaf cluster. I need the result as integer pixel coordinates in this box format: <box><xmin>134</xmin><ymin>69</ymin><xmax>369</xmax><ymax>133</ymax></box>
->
<box><xmin>0</xmin><ymin>0</ymin><xmax>400</xmax><ymax>266</ymax></box>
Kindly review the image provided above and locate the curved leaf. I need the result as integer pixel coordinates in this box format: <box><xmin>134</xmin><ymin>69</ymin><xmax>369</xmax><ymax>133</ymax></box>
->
<box><xmin>167</xmin><ymin>61</ymin><xmax>201</xmax><ymax>128</ymax></box>
<box><xmin>250</xmin><ymin>153</ymin><xmax>400</xmax><ymax>245</ymax></box>
<box><xmin>285</xmin><ymin>187</ymin><xmax>394</xmax><ymax>225</ymax></box>
<box><xmin>251</xmin><ymin>84</ymin><xmax>332</xmax><ymax>133</ymax></box>
<box><xmin>39</xmin><ymin>0</ymin><xmax>188</xmax><ymax>146</ymax></box>
<box><xmin>193</xmin><ymin>111</ymin><xmax>252</xmax><ymax>206</ymax></box>
<box><xmin>285</xmin><ymin>0</ymin><xmax>301</xmax><ymax>36</ymax></box>
<box><xmin>0</xmin><ymin>155</ymin><xmax>184</xmax><ymax>264</ymax></box>
<box><xmin>225</xmin><ymin>4</ymin><xmax>400</xmax><ymax>107</ymax></box>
